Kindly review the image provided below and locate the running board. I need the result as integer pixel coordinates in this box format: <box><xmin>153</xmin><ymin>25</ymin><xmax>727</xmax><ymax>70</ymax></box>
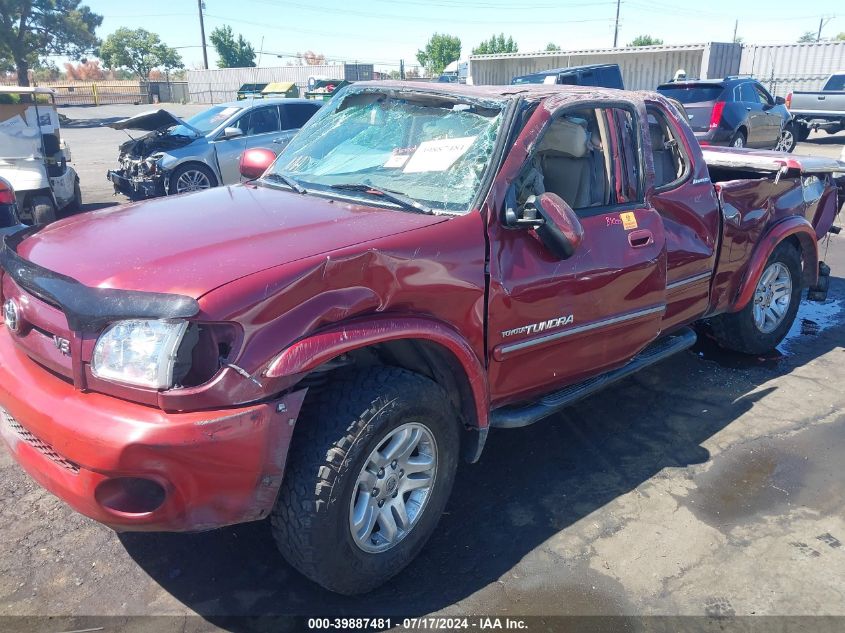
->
<box><xmin>489</xmin><ymin>327</ymin><xmax>697</xmax><ymax>429</ymax></box>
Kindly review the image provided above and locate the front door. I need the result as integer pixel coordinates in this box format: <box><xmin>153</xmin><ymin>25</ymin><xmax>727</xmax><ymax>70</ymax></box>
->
<box><xmin>213</xmin><ymin>105</ymin><xmax>283</xmax><ymax>184</ymax></box>
<box><xmin>486</xmin><ymin>103</ymin><xmax>667</xmax><ymax>407</ymax></box>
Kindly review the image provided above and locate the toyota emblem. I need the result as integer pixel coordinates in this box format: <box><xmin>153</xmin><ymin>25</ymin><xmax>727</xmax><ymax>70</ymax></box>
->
<box><xmin>3</xmin><ymin>299</ymin><xmax>20</xmax><ymax>333</ymax></box>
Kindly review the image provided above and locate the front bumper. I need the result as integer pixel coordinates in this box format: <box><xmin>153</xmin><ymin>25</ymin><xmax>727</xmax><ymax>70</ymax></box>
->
<box><xmin>0</xmin><ymin>327</ymin><xmax>307</xmax><ymax>531</ymax></box>
<box><xmin>107</xmin><ymin>169</ymin><xmax>165</xmax><ymax>200</ymax></box>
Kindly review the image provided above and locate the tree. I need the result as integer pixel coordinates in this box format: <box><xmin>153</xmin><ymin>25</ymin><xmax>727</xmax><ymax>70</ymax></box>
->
<box><xmin>545</xmin><ymin>42</ymin><xmax>561</xmax><ymax>52</ymax></box>
<box><xmin>209</xmin><ymin>25</ymin><xmax>255</xmax><ymax>68</ymax></box>
<box><xmin>0</xmin><ymin>0</ymin><xmax>102</xmax><ymax>87</ymax></box>
<box><xmin>100</xmin><ymin>28</ymin><xmax>183</xmax><ymax>84</ymax></box>
<box><xmin>628</xmin><ymin>35</ymin><xmax>663</xmax><ymax>47</ymax></box>
<box><xmin>64</xmin><ymin>59</ymin><xmax>105</xmax><ymax>80</ymax></box>
<box><xmin>416</xmin><ymin>33</ymin><xmax>461</xmax><ymax>76</ymax></box>
<box><xmin>836</xmin><ymin>32</ymin><xmax>845</xmax><ymax>41</ymax></box>
<box><xmin>797</xmin><ymin>31</ymin><xmax>817</xmax><ymax>43</ymax></box>
<box><xmin>301</xmin><ymin>50</ymin><xmax>326</xmax><ymax>66</ymax></box>
<box><xmin>472</xmin><ymin>33</ymin><xmax>518</xmax><ymax>55</ymax></box>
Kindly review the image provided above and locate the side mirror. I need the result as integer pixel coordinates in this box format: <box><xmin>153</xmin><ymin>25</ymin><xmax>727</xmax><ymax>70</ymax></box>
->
<box><xmin>775</xmin><ymin>96</ymin><xmax>786</xmax><ymax>105</ymax></box>
<box><xmin>506</xmin><ymin>192</ymin><xmax>583</xmax><ymax>259</ymax></box>
<box><xmin>239</xmin><ymin>147</ymin><xmax>276</xmax><ymax>180</ymax></box>
<box><xmin>221</xmin><ymin>126</ymin><xmax>244</xmax><ymax>140</ymax></box>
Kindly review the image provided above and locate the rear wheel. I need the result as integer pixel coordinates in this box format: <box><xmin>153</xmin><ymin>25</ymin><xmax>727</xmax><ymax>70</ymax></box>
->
<box><xmin>708</xmin><ymin>242</ymin><xmax>802</xmax><ymax>354</ymax></box>
<box><xmin>729</xmin><ymin>130</ymin><xmax>746</xmax><ymax>148</ymax></box>
<box><xmin>29</xmin><ymin>194</ymin><xmax>57</xmax><ymax>224</ymax></box>
<box><xmin>776</xmin><ymin>123</ymin><xmax>797</xmax><ymax>153</ymax></box>
<box><xmin>271</xmin><ymin>366</ymin><xmax>460</xmax><ymax>594</ymax></box>
<box><xmin>795</xmin><ymin>124</ymin><xmax>811</xmax><ymax>142</ymax></box>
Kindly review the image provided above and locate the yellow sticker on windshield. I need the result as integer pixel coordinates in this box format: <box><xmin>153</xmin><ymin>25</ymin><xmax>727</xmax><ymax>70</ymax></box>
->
<box><xmin>620</xmin><ymin>212</ymin><xmax>638</xmax><ymax>230</ymax></box>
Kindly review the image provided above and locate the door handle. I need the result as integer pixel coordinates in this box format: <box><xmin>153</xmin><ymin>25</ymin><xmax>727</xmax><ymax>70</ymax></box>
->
<box><xmin>272</xmin><ymin>137</ymin><xmax>287</xmax><ymax>144</ymax></box>
<box><xmin>746</xmin><ymin>106</ymin><xmax>752</xmax><ymax>111</ymax></box>
<box><xmin>628</xmin><ymin>229</ymin><xmax>653</xmax><ymax>248</ymax></box>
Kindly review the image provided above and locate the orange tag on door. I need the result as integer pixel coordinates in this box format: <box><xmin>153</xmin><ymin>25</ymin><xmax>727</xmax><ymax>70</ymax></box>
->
<box><xmin>620</xmin><ymin>212</ymin><xmax>638</xmax><ymax>230</ymax></box>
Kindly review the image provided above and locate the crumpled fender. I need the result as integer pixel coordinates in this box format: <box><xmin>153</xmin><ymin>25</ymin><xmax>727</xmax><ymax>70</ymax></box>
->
<box><xmin>265</xmin><ymin>315</ymin><xmax>490</xmax><ymax>429</ymax></box>
<box><xmin>731</xmin><ymin>216</ymin><xmax>818</xmax><ymax>312</ymax></box>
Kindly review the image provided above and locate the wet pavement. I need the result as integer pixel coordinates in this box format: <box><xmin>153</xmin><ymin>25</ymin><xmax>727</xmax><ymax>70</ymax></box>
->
<box><xmin>0</xmin><ymin>109</ymin><xmax>844</xmax><ymax>628</ymax></box>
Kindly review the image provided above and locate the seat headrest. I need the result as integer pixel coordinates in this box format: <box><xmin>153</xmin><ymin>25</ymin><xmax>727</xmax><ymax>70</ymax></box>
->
<box><xmin>538</xmin><ymin>118</ymin><xmax>588</xmax><ymax>158</ymax></box>
<box><xmin>649</xmin><ymin>123</ymin><xmax>666</xmax><ymax>150</ymax></box>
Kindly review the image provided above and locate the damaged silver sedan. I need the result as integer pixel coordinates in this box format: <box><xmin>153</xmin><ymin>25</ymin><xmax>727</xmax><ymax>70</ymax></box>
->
<box><xmin>106</xmin><ymin>98</ymin><xmax>322</xmax><ymax>199</ymax></box>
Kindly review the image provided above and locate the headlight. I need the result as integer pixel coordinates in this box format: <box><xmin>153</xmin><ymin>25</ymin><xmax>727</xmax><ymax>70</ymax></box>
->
<box><xmin>92</xmin><ymin>320</ymin><xmax>189</xmax><ymax>389</ymax></box>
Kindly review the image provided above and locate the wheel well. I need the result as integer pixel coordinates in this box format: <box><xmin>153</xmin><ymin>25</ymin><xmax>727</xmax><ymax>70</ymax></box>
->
<box><xmin>168</xmin><ymin>161</ymin><xmax>218</xmax><ymax>187</ymax></box>
<box><xmin>736</xmin><ymin>126</ymin><xmax>747</xmax><ymax>139</ymax></box>
<box><xmin>783</xmin><ymin>233</ymin><xmax>817</xmax><ymax>286</ymax></box>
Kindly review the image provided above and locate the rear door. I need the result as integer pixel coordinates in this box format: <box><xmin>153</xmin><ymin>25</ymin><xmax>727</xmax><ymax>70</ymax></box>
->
<box><xmin>485</xmin><ymin>102</ymin><xmax>667</xmax><ymax>406</ymax></box>
<box><xmin>753</xmin><ymin>83</ymin><xmax>784</xmax><ymax>147</ymax></box>
<box><xmin>276</xmin><ymin>102</ymin><xmax>321</xmax><ymax>150</ymax></box>
<box><xmin>737</xmin><ymin>82</ymin><xmax>768</xmax><ymax>146</ymax></box>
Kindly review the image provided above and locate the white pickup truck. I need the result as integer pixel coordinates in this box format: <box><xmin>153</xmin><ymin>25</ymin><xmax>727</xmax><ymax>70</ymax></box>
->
<box><xmin>787</xmin><ymin>72</ymin><xmax>845</xmax><ymax>140</ymax></box>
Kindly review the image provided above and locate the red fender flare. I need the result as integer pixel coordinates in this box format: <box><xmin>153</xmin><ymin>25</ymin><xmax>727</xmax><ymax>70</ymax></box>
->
<box><xmin>265</xmin><ymin>316</ymin><xmax>490</xmax><ymax>429</ymax></box>
<box><xmin>732</xmin><ymin>217</ymin><xmax>819</xmax><ymax>312</ymax></box>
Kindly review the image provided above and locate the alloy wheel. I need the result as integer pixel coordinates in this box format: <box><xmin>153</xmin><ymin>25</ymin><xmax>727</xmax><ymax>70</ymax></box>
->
<box><xmin>349</xmin><ymin>422</ymin><xmax>438</xmax><ymax>553</ymax></box>
<box><xmin>776</xmin><ymin>129</ymin><xmax>794</xmax><ymax>152</ymax></box>
<box><xmin>752</xmin><ymin>261</ymin><xmax>792</xmax><ymax>333</ymax></box>
<box><xmin>175</xmin><ymin>169</ymin><xmax>212</xmax><ymax>193</ymax></box>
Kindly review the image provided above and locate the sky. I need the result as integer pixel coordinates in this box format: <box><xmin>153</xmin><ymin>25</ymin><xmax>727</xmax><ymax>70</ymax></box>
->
<box><xmin>64</xmin><ymin>0</ymin><xmax>843</xmax><ymax>73</ymax></box>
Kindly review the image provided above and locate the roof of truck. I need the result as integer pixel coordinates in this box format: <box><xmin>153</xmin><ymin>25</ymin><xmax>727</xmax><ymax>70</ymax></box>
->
<box><xmin>350</xmin><ymin>80</ymin><xmax>628</xmax><ymax>102</ymax></box>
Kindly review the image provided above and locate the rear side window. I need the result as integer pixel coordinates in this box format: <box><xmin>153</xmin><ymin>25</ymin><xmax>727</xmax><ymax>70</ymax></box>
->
<box><xmin>647</xmin><ymin>105</ymin><xmax>687</xmax><ymax>190</ymax></box>
<box><xmin>657</xmin><ymin>84</ymin><xmax>724</xmax><ymax>104</ymax></box>
<box><xmin>281</xmin><ymin>103</ymin><xmax>321</xmax><ymax>129</ymax></box>
<box><xmin>823</xmin><ymin>74</ymin><xmax>845</xmax><ymax>91</ymax></box>
<box><xmin>736</xmin><ymin>83</ymin><xmax>759</xmax><ymax>103</ymax></box>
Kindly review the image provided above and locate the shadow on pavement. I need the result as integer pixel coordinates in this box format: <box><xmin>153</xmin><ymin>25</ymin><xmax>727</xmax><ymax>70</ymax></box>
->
<box><xmin>119</xmin><ymin>280</ymin><xmax>845</xmax><ymax>630</ymax></box>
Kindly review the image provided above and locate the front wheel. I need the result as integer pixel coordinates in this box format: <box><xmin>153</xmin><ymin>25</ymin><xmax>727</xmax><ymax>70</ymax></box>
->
<box><xmin>29</xmin><ymin>194</ymin><xmax>57</xmax><ymax>224</ymax></box>
<box><xmin>776</xmin><ymin>123</ymin><xmax>798</xmax><ymax>153</ymax></box>
<box><xmin>708</xmin><ymin>242</ymin><xmax>802</xmax><ymax>354</ymax></box>
<box><xmin>168</xmin><ymin>164</ymin><xmax>217</xmax><ymax>195</ymax></box>
<box><xmin>271</xmin><ymin>366</ymin><xmax>460</xmax><ymax>594</ymax></box>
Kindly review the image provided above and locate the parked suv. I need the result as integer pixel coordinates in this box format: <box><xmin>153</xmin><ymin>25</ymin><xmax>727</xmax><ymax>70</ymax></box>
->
<box><xmin>657</xmin><ymin>77</ymin><xmax>796</xmax><ymax>151</ymax></box>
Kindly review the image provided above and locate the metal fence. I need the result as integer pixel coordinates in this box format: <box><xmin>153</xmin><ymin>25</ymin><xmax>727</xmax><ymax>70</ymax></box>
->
<box><xmin>468</xmin><ymin>41</ymin><xmax>845</xmax><ymax>96</ymax></box>
<box><xmin>187</xmin><ymin>64</ymin><xmax>374</xmax><ymax>103</ymax></box>
<box><xmin>1</xmin><ymin>80</ymin><xmax>190</xmax><ymax>105</ymax></box>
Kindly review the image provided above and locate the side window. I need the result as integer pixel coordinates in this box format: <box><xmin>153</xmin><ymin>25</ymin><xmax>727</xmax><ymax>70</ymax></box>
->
<box><xmin>281</xmin><ymin>103</ymin><xmax>321</xmax><ymax>130</ymax></box>
<box><xmin>739</xmin><ymin>83</ymin><xmax>758</xmax><ymax>103</ymax></box>
<box><xmin>647</xmin><ymin>106</ymin><xmax>688</xmax><ymax>189</ymax></box>
<box><xmin>753</xmin><ymin>84</ymin><xmax>773</xmax><ymax>105</ymax></box>
<box><xmin>245</xmin><ymin>106</ymin><xmax>281</xmax><ymax>136</ymax></box>
<box><xmin>515</xmin><ymin>107</ymin><xmax>613</xmax><ymax>213</ymax></box>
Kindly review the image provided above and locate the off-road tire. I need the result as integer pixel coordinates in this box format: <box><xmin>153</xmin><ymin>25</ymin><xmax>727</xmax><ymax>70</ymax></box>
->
<box><xmin>30</xmin><ymin>194</ymin><xmax>57</xmax><ymax>224</ymax></box>
<box><xmin>271</xmin><ymin>366</ymin><xmax>460</xmax><ymax>595</ymax></box>
<box><xmin>708</xmin><ymin>241</ymin><xmax>802</xmax><ymax>354</ymax></box>
<box><xmin>729</xmin><ymin>130</ymin><xmax>747</xmax><ymax>149</ymax></box>
<box><xmin>796</xmin><ymin>124</ymin><xmax>811</xmax><ymax>143</ymax></box>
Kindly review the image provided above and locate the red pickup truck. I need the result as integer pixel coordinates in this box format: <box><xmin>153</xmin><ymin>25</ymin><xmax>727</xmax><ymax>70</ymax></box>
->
<box><xmin>0</xmin><ymin>82</ymin><xmax>841</xmax><ymax>595</ymax></box>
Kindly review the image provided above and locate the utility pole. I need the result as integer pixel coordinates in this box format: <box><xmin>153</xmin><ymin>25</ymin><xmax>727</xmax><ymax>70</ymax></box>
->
<box><xmin>198</xmin><ymin>0</ymin><xmax>208</xmax><ymax>70</ymax></box>
<box><xmin>733</xmin><ymin>20</ymin><xmax>738</xmax><ymax>43</ymax></box>
<box><xmin>613</xmin><ymin>0</ymin><xmax>621</xmax><ymax>47</ymax></box>
<box><xmin>400</xmin><ymin>59</ymin><xmax>405</xmax><ymax>80</ymax></box>
<box><xmin>816</xmin><ymin>15</ymin><xmax>833</xmax><ymax>42</ymax></box>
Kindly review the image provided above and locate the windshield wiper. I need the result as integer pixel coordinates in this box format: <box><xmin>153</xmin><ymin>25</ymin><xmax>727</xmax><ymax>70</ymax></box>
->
<box><xmin>262</xmin><ymin>172</ymin><xmax>307</xmax><ymax>194</ymax></box>
<box><xmin>329</xmin><ymin>182</ymin><xmax>434</xmax><ymax>215</ymax></box>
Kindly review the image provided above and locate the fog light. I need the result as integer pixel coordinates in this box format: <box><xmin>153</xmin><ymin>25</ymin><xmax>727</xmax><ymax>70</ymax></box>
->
<box><xmin>95</xmin><ymin>477</ymin><xmax>166</xmax><ymax>514</ymax></box>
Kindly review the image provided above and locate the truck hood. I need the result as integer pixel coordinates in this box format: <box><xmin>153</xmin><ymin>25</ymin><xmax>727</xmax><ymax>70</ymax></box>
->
<box><xmin>17</xmin><ymin>184</ymin><xmax>447</xmax><ymax>299</ymax></box>
<box><xmin>109</xmin><ymin>109</ymin><xmax>199</xmax><ymax>135</ymax></box>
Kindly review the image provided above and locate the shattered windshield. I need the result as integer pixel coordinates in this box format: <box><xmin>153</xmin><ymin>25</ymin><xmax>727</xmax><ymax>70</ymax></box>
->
<box><xmin>168</xmin><ymin>105</ymin><xmax>241</xmax><ymax>137</ymax></box>
<box><xmin>268</xmin><ymin>88</ymin><xmax>505</xmax><ymax>213</ymax></box>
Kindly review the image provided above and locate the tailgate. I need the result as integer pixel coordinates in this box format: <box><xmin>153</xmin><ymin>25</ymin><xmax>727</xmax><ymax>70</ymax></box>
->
<box><xmin>789</xmin><ymin>91</ymin><xmax>845</xmax><ymax>116</ymax></box>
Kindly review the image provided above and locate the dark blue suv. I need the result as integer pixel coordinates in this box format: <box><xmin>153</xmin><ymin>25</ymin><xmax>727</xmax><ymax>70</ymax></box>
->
<box><xmin>657</xmin><ymin>77</ymin><xmax>796</xmax><ymax>152</ymax></box>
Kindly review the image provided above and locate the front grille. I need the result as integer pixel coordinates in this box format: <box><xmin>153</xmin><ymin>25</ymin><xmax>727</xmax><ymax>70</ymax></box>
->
<box><xmin>1</xmin><ymin>409</ymin><xmax>80</xmax><ymax>474</ymax></box>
